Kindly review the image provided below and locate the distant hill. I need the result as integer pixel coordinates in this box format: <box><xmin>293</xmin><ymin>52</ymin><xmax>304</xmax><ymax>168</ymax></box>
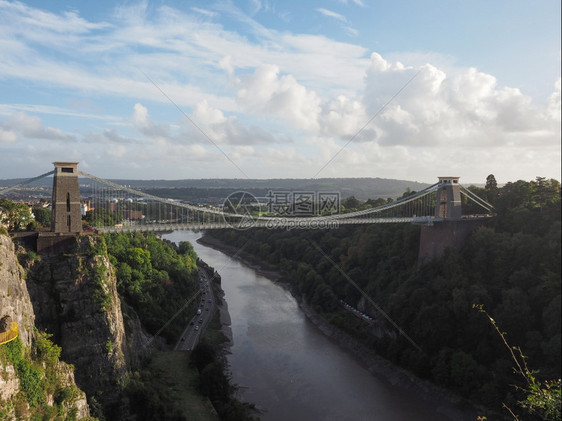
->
<box><xmin>1</xmin><ymin>177</ymin><xmax>432</xmax><ymax>201</ymax></box>
<box><xmin>137</xmin><ymin>178</ymin><xmax>432</xmax><ymax>201</ymax></box>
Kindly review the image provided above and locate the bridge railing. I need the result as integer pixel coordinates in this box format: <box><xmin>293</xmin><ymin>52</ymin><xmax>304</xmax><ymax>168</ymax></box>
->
<box><xmin>0</xmin><ymin>322</ymin><xmax>19</xmax><ymax>346</ymax></box>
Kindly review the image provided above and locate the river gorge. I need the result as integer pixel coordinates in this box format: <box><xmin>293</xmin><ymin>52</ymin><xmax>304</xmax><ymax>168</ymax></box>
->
<box><xmin>163</xmin><ymin>230</ymin><xmax>478</xmax><ymax>421</ymax></box>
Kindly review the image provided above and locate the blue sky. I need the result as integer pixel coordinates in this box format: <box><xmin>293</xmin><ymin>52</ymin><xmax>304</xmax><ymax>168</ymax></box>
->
<box><xmin>0</xmin><ymin>0</ymin><xmax>560</xmax><ymax>184</ymax></box>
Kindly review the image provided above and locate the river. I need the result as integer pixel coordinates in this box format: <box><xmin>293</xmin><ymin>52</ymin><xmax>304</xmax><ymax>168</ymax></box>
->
<box><xmin>163</xmin><ymin>230</ymin><xmax>478</xmax><ymax>421</ymax></box>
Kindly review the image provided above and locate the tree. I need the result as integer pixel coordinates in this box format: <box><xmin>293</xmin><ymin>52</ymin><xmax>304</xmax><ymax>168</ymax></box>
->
<box><xmin>342</xmin><ymin>196</ymin><xmax>362</xmax><ymax>211</ymax></box>
<box><xmin>84</xmin><ymin>208</ymin><xmax>115</xmax><ymax>227</ymax></box>
<box><xmin>32</xmin><ymin>206</ymin><xmax>51</xmax><ymax>227</ymax></box>
<box><xmin>485</xmin><ymin>174</ymin><xmax>498</xmax><ymax>204</ymax></box>
<box><xmin>485</xmin><ymin>174</ymin><xmax>498</xmax><ymax>191</ymax></box>
<box><xmin>531</xmin><ymin>177</ymin><xmax>560</xmax><ymax>211</ymax></box>
<box><xmin>474</xmin><ymin>304</ymin><xmax>561</xmax><ymax>421</ymax></box>
<box><xmin>365</xmin><ymin>198</ymin><xmax>387</xmax><ymax>207</ymax></box>
<box><xmin>0</xmin><ymin>198</ymin><xmax>33</xmax><ymax>231</ymax></box>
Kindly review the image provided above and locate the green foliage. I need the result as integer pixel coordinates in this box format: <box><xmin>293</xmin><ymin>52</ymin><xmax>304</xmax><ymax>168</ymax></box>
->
<box><xmin>91</xmin><ymin>264</ymin><xmax>112</xmax><ymax>312</ymax></box>
<box><xmin>34</xmin><ymin>330</ymin><xmax>61</xmax><ymax>365</ymax></box>
<box><xmin>474</xmin><ymin>305</ymin><xmax>561</xmax><ymax>420</ymax></box>
<box><xmin>485</xmin><ymin>174</ymin><xmax>499</xmax><ymax>204</ymax></box>
<box><xmin>32</xmin><ymin>206</ymin><xmax>51</xmax><ymax>227</ymax></box>
<box><xmin>16</xmin><ymin>248</ymin><xmax>41</xmax><ymax>269</ymax></box>
<box><xmin>84</xmin><ymin>208</ymin><xmax>117</xmax><ymax>227</ymax></box>
<box><xmin>493</xmin><ymin>177</ymin><xmax>561</xmax><ymax>235</ymax></box>
<box><xmin>104</xmin><ymin>232</ymin><xmax>198</xmax><ymax>342</ymax></box>
<box><xmin>523</xmin><ymin>380</ymin><xmax>561</xmax><ymax>421</ymax></box>
<box><xmin>341</xmin><ymin>195</ymin><xmax>362</xmax><ymax>211</ymax></box>
<box><xmin>190</xmin><ymin>339</ymin><xmax>217</xmax><ymax>371</ymax></box>
<box><xmin>87</xmin><ymin>235</ymin><xmax>108</xmax><ymax>257</ymax></box>
<box><xmin>16</xmin><ymin>355</ymin><xmax>44</xmax><ymax>407</ymax></box>
<box><xmin>0</xmin><ymin>333</ymin><xmax>89</xmax><ymax>420</ymax></box>
<box><xmin>192</xmin><ymin>338</ymin><xmax>258</xmax><ymax>420</ymax></box>
<box><xmin>125</xmin><ymin>372</ymin><xmax>186</xmax><ymax>421</ymax></box>
<box><xmin>205</xmin><ymin>176</ymin><xmax>561</xmax><ymax>416</ymax></box>
<box><xmin>0</xmin><ymin>337</ymin><xmax>43</xmax><ymax>408</ymax></box>
<box><xmin>0</xmin><ymin>198</ymin><xmax>33</xmax><ymax>231</ymax></box>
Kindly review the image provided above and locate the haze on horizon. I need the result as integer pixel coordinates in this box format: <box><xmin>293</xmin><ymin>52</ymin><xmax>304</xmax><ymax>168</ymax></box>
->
<box><xmin>0</xmin><ymin>0</ymin><xmax>560</xmax><ymax>185</ymax></box>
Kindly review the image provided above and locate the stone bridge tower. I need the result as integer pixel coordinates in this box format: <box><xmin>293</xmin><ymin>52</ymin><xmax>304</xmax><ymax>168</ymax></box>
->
<box><xmin>51</xmin><ymin>162</ymin><xmax>82</xmax><ymax>233</ymax></box>
<box><xmin>418</xmin><ymin>176</ymin><xmax>486</xmax><ymax>264</ymax></box>
<box><xmin>435</xmin><ymin>176</ymin><xmax>462</xmax><ymax>220</ymax></box>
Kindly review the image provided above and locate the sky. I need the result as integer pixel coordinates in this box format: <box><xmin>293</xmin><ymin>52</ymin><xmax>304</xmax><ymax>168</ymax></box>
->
<box><xmin>0</xmin><ymin>0</ymin><xmax>560</xmax><ymax>184</ymax></box>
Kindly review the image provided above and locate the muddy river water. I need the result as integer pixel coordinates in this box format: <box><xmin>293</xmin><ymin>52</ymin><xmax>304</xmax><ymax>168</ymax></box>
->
<box><xmin>164</xmin><ymin>231</ymin><xmax>477</xmax><ymax>421</ymax></box>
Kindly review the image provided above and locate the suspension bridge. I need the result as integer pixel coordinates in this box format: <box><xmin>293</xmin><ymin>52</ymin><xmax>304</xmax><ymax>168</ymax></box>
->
<box><xmin>0</xmin><ymin>162</ymin><xmax>494</xmax><ymax>234</ymax></box>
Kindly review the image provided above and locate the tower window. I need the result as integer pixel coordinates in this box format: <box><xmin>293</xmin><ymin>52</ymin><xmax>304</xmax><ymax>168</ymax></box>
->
<box><xmin>61</xmin><ymin>167</ymin><xmax>74</xmax><ymax>173</ymax></box>
<box><xmin>66</xmin><ymin>192</ymin><xmax>71</xmax><ymax>212</ymax></box>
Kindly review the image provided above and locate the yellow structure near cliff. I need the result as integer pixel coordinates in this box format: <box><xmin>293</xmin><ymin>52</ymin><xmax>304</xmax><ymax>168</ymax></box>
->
<box><xmin>0</xmin><ymin>322</ymin><xmax>18</xmax><ymax>346</ymax></box>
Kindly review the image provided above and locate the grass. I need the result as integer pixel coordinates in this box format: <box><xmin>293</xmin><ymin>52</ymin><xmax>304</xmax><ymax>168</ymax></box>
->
<box><xmin>148</xmin><ymin>351</ymin><xmax>219</xmax><ymax>421</ymax></box>
<box><xmin>141</xmin><ymin>309</ymin><xmax>229</xmax><ymax>421</ymax></box>
<box><xmin>203</xmin><ymin>310</ymin><xmax>230</xmax><ymax>348</ymax></box>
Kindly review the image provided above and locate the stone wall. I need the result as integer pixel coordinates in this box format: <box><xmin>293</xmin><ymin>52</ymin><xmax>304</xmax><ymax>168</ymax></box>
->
<box><xmin>418</xmin><ymin>219</ymin><xmax>488</xmax><ymax>264</ymax></box>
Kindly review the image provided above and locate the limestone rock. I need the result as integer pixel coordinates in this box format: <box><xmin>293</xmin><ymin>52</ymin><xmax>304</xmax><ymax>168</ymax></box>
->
<box><xmin>26</xmin><ymin>234</ymin><xmax>128</xmax><ymax>405</ymax></box>
<box><xmin>0</xmin><ymin>364</ymin><xmax>19</xmax><ymax>402</ymax></box>
<box><xmin>0</xmin><ymin>234</ymin><xmax>35</xmax><ymax>347</ymax></box>
<box><xmin>0</xmin><ymin>234</ymin><xmax>91</xmax><ymax>419</ymax></box>
<box><xmin>0</xmin><ymin>314</ymin><xmax>12</xmax><ymax>331</ymax></box>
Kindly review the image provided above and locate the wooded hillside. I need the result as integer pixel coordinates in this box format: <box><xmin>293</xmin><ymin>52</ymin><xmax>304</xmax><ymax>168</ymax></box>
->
<box><xmin>205</xmin><ymin>176</ymin><xmax>561</xmax><ymax>419</ymax></box>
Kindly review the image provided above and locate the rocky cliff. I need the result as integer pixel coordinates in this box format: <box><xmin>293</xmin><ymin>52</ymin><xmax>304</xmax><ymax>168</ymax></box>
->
<box><xmin>0</xmin><ymin>232</ymin><xmax>91</xmax><ymax>420</ymax></box>
<box><xmin>22</xmin><ymin>234</ymin><xmax>129</xmax><ymax>406</ymax></box>
<box><xmin>0</xmin><ymin>233</ymin><xmax>35</xmax><ymax>348</ymax></box>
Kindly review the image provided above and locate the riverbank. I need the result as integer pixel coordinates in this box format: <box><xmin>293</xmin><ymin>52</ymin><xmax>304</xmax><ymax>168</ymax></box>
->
<box><xmin>197</xmin><ymin>257</ymin><xmax>261</xmax><ymax>419</ymax></box>
<box><xmin>198</xmin><ymin>233</ymin><xmax>489</xmax><ymax>420</ymax></box>
<box><xmin>199</xmin><ymin>257</ymin><xmax>234</xmax><ymax>346</ymax></box>
<box><xmin>198</xmin><ymin>235</ymin><xmax>285</xmax><ymax>282</ymax></box>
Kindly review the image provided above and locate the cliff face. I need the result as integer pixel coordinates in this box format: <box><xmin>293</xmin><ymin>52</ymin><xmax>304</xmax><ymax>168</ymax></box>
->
<box><xmin>0</xmin><ymin>233</ymin><xmax>90</xmax><ymax>420</ymax></box>
<box><xmin>24</xmin><ymin>234</ymin><xmax>128</xmax><ymax>403</ymax></box>
<box><xmin>0</xmin><ymin>233</ymin><xmax>35</xmax><ymax>347</ymax></box>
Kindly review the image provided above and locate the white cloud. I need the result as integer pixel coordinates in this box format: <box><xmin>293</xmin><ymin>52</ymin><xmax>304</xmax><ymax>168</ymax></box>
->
<box><xmin>190</xmin><ymin>7</ymin><xmax>217</xmax><ymax>18</ymax></box>
<box><xmin>316</xmin><ymin>8</ymin><xmax>358</xmax><ymax>37</ymax></box>
<box><xmin>361</xmin><ymin>54</ymin><xmax>561</xmax><ymax>150</ymax></box>
<box><xmin>0</xmin><ymin>127</ymin><xmax>17</xmax><ymax>143</ymax></box>
<box><xmin>84</xmin><ymin>129</ymin><xmax>137</xmax><ymax>145</ymax></box>
<box><xmin>547</xmin><ymin>78</ymin><xmax>561</xmax><ymax>121</ymax></box>
<box><xmin>338</xmin><ymin>0</ymin><xmax>365</xmax><ymax>6</ymax></box>
<box><xmin>316</xmin><ymin>8</ymin><xmax>348</xmax><ymax>24</ymax></box>
<box><xmin>186</xmin><ymin>100</ymin><xmax>281</xmax><ymax>145</ymax></box>
<box><xmin>236</xmin><ymin>65</ymin><xmax>322</xmax><ymax>132</ymax></box>
<box><xmin>219</xmin><ymin>55</ymin><xmax>235</xmax><ymax>77</ymax></box>
<box><xmin>0</xmin><ymin>0</ymin><xmax>110</xmax><ymax>33</ymax></box>
<box><xmin>106</xmin><ymin>144</ymin><xmax>127</xmax><ymax>158</ymax></box>
<box><xmin>131</xmin><ymin>103</ymin><xmax>169</xmax><ymax>138</ymax></box>
<box><xmin>2</xmin><ymin>112</ymin><xmax>75</xmax><ymax>142</ymax></box>
<box><xmin>319</xmin><ymin>95</ymin><xmax>369</xmax><ymax>139</ymax></box>
<box><xmin>0</xmin><ymin>103</ymin><xmax>118</xmax><ymax>122</ymax></box>
<box><xmin>0</xmin><ymin>2</ymin><xmax>558</xmax><ymax>182</ymax></box>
